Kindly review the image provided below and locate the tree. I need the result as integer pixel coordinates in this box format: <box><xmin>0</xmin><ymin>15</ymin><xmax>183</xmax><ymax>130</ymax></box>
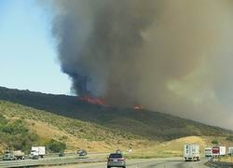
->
<box><xmin>211</xmin><ymin>139</ymin><xmax>219</xmax><ymax>145</ymax></box>
<box><xmin>46</xmin><ymin>139</ymin><xmax>66</xmax><ymax>153</ymax></box>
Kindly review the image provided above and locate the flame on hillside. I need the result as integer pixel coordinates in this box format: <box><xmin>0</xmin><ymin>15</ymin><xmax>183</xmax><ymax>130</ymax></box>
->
<box><xmin>134</xmin><ymin>104</ymin><xmax>144</xmax><ymax>110</ymax></box>
<box><xmin>79</xmin><ymin>95</ymin><xmax>107</xmax><ymax>107</ymax></box>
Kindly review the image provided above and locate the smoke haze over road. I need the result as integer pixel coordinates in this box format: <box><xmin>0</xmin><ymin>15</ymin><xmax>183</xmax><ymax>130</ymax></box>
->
<box><xmin>47</xmin><ymin>0</ymin><xmax>233</xmax><ymax>129</ymax></box>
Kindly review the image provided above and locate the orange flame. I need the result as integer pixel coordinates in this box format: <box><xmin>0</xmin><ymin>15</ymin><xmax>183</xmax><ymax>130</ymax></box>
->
<box><xmin>79</xmin><ymin>95</ymin><xmax>107</xmax><ymax>106</ymax></box>
<box><xmin>134</xmin><ymin>104</ymin><xmax>144</xmax><ymax>110</ymax></box>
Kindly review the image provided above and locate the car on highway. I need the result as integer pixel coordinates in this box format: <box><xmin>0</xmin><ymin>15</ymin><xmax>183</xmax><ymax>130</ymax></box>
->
<box><xmin>107</xmin><ymin>152</ymin><xmax>126</xmax><ymax>168</ymax></box>
<box><xmin>77</xmin><ymin>149</ymin><xmax>87</xmax><ymax>156</ymax></box>
<box><xmin>58</xmin><ymin>151</ymin><xmax>65</xmax><ymax>157</ymax></box>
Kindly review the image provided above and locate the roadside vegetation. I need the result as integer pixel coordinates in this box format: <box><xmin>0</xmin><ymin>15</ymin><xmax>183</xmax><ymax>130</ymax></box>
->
<box><xmin>0</xmin><ymin>115</ymin><xmax>38</xmax><ymax>152</ymax></box>
<box><xmin>0</xmin><ymin>100</ymin><xmax>143</xmax><ymax>154</ymax></box>
<box><xmin>0</xmin><ymin>86</ymin><xmax>233</xmax><ymax>157</ymax></box>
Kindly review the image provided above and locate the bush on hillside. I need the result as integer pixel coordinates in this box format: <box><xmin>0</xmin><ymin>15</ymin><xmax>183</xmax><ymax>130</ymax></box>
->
<box><xmin>211</xmin><ymin>139</ymin><xmax>219</xmax><ymax>145</ymax></box>
<box><xmin>0</xmin><ymin>117</ymin><xmax>39</xmax><ymax>151</ymax></box>
<box><xmin>226</xmin><ymin>136</ymin><xmax>233</xmax><ymax>142</ymax></box>
<box><xmin>46</xmin><ymin>139</ymin><xmax>66</xmax><ymax>153</ymax></box>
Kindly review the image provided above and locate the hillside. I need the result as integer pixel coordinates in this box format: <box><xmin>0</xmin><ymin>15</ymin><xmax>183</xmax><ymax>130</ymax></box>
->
<box><xmin>0</xmin><ymin>100</ymin><xmax>142</xmax><ymax>153</ymax></box>
<box><xmin>0</xmin><ymin>86</ymin><xmax>232</xmax><ymax>140</ymax></box>
<box><xmin>0</xmin><ymin>86</ymin><xmax>233</xmax><ymax>155</ymax></box>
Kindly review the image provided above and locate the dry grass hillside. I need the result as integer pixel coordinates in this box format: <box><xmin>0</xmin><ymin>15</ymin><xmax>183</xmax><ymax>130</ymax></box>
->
<box><xmin>131</xmin><ymin>136</ymin><xmax>233</xmax><ymax>158</ymax></box>
<box><xmin>0</xmin><ymin>100</ymin><xmax>144</xmax><ymax>153</ymax></box>
<box><xmin>1</xmin><ymin>100</ymin><xmax>233</xmax><ymax>158</ymax></box>
<box><xmin>1</xmin><ymin>87</ymin><xmax>233</xmax><ymax>157</ymax></box>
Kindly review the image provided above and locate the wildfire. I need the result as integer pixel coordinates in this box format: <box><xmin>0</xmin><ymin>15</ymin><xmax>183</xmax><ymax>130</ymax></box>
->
<box><xmin>79</xmin><ymin>95</ymin><xmax>107</xmax><ymax>106</ymax></box>
<box><xmin>134</xmin><ymin>104</ymin><xmax>144</xmax><ymax>110</ymax></box>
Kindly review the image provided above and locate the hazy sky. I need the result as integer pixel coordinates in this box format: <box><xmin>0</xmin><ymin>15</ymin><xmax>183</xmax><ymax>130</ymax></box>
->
<box><xmin>0</xmin><ymin>0</ymin><xmax>71</xmax><ymax>94</ymax></box>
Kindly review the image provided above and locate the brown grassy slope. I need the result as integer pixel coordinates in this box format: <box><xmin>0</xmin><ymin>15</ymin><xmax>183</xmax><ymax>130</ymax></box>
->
<box><xmin>1</xmin><ymin>87</ymin><xmax>233</xmax><ymax>156</ymax></box>
<box><xmin>0</xmin><ymin>86</ymin><xmax>232</xmax><ymax>142</ymax></box>
<box><xmin>0</xmin><ymin>100</ymin><xmax>147</xmax><ymax>153</ymax></box>
<box><xmin>1</xmin><ymin>100</ymin><xmax>233</xmax><ymax>158</ymax></box>
<box><xmin>133</xmin><ymin>136</ymin><xmax>233</xmax><ymax>158</ymax></box>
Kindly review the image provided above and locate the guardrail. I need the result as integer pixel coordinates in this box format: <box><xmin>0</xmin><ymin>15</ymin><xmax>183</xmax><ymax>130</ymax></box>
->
<box><xmin>0</xmin><ymin>154</ymin><xmax>107</xmax><ymax>168</ymax></box>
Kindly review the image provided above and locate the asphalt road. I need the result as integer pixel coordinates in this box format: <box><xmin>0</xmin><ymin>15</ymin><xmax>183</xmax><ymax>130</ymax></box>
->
<box><xmin>41</xmin><ymin>157</ymin><xmax>210</xmax><ymax>168</ymax></box>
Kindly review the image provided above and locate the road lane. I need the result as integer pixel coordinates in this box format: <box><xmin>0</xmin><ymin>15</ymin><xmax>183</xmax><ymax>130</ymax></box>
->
<box><xmin>40</xmin><ymin>157</ymin><xmax>210</xmax><ymax>168</ymax></box>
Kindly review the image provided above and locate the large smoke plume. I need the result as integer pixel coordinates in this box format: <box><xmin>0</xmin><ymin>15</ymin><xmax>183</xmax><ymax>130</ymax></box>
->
<box><xmin>48</xmin><ymin>0</ymin><xmax>233</xmax><ymax>129</ymax></box>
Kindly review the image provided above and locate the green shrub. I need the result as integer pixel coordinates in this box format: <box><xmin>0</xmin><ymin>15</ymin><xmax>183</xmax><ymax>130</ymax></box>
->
<box><xmin>226</xmin><ymin>136</ymin><xmax>233</xmax><ymax>142</ymax></box>
<box><xmin>211</xmin><ymin>139</ymin><xmax>219</xmax><ymax>145</ymax></box>
<box><xmin>2</xmin><ymin>120</ymin><xmax>28</xmax><ymax>135</ymax></box>
<box><xmin>46</xmin><ymin>139</ymin><xmax>66</xmax><ymax>153</ymax></box>
<box><xmin>0</xmin><ymin>119</ymin><xmax>39</xmax><ymax>151</ymax></box>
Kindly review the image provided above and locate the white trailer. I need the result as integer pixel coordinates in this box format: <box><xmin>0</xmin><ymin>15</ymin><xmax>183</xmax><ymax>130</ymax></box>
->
<box><xmin>29</xmin><ymin>146</ymin><xmax>45</xmax><ymax>159</ymax></box>
<box><xmin>204</xmin><ymin>147</ymin><xmax>212</xmax><ymax>157</ymax></box>
<box><xmin>228</xmin><ymin>147</ymin><xmax>233</xmax><ymax>155</ymax></box>
<box><xmin>184</xmin><ymin>144</ymin><xmax>200</xmax><ymax>161</ymax></box>
<box><xmin>212</xmin><ymin>146</ymin><xmax>226</xmax><ymax>157</ymax></box>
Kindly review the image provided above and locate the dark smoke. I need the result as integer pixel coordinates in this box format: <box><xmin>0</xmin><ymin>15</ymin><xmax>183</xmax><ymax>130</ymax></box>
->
<box><xmin>51</xmin><ymin>0</ymin><xmax>161</xmax><ymax>105</ymax></box>
<box><xmin>48</xmin><ymin>0</ymin><xmax>233</xmax><ymax>129</ymax></box>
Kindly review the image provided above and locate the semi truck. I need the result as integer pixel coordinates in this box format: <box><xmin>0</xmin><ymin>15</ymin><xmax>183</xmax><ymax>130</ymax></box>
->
<box><xmin>183</xmin><ymin>144</ymin><xmax>200</xmax><ymax>161</ymax></box>
<box><xmin>228</xmin><ymin>147</ymin><xmax>233</xmax><ymax>155</ymax></box>
<box><xmin>3</xmin><ymin>150</ymin><xmax>25</xmax><ymax>160</ymax></box>
<box><xmin>29</xmin><ymin>146</ymin><xmax>45</xmax><ymax>159</ymax></box>
<box><xmin>212</xmin><ymin>146</ymin><xmax>226</xmax><ymax>157</ymax></box>
<box><xmin>13</xmin><ymin>150</ymin><xmax>25</xmax><ymax>160</ymax></box>
<box><xmin>204</xmin><ymin>147</ymin><xmax>212</xmax><ymax>157</ymax></box>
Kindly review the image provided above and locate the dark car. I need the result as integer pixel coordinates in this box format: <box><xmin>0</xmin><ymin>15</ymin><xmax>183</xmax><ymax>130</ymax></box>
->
<box><xmin>58</xmin><ymin>152</ymin><xmax>65</xmax><ymax>157</ymax></box>
<box><xmin>78</xmin><ymin>149</ymin><xmax>87</xmax><ymax>156</ymax></box>
<box><xmin>107</xmin><ymin>153</ymin><xmax>126</xmax><ymax>168</ymax></box>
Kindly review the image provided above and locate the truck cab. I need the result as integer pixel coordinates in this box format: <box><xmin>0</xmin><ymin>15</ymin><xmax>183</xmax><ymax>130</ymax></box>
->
<box><xmin>29</xmin><ymin>146</ymin><xmax>45</xmax><ymax>159</ymax></box>
<box><xmin>3</xmin><ymin>150</ymin><xmax>15</xmax><ymax>160</ymax></box>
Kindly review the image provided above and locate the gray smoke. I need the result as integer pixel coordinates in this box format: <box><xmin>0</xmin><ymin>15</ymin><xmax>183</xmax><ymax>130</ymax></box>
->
<box><xmin>48</xmin><ymin>0</ymin><xmax>233</xmax><ymax>129</ymax></box>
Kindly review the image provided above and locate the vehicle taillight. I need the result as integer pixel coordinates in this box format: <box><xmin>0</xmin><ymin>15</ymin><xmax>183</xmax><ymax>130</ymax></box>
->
<box><xmin>118</xmin><ymin>158</ymin><xmax>125</xmax><ymax>161</ymax></box>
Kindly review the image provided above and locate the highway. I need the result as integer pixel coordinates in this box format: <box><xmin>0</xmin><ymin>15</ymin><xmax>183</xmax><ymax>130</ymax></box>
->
<box><xmin>39</xmin><ymin>157</ymin><xmax>210</xmax><ymax>168</ymax></box>
<box><xmin>0</xmin><ymin>152</ymin><xmax>107</xmax><ymax>168</ymax></box>
<box><xmin>0</xmin><ymin>152</ymin><xmax>221</xmax><ymax>168</ymax></box>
